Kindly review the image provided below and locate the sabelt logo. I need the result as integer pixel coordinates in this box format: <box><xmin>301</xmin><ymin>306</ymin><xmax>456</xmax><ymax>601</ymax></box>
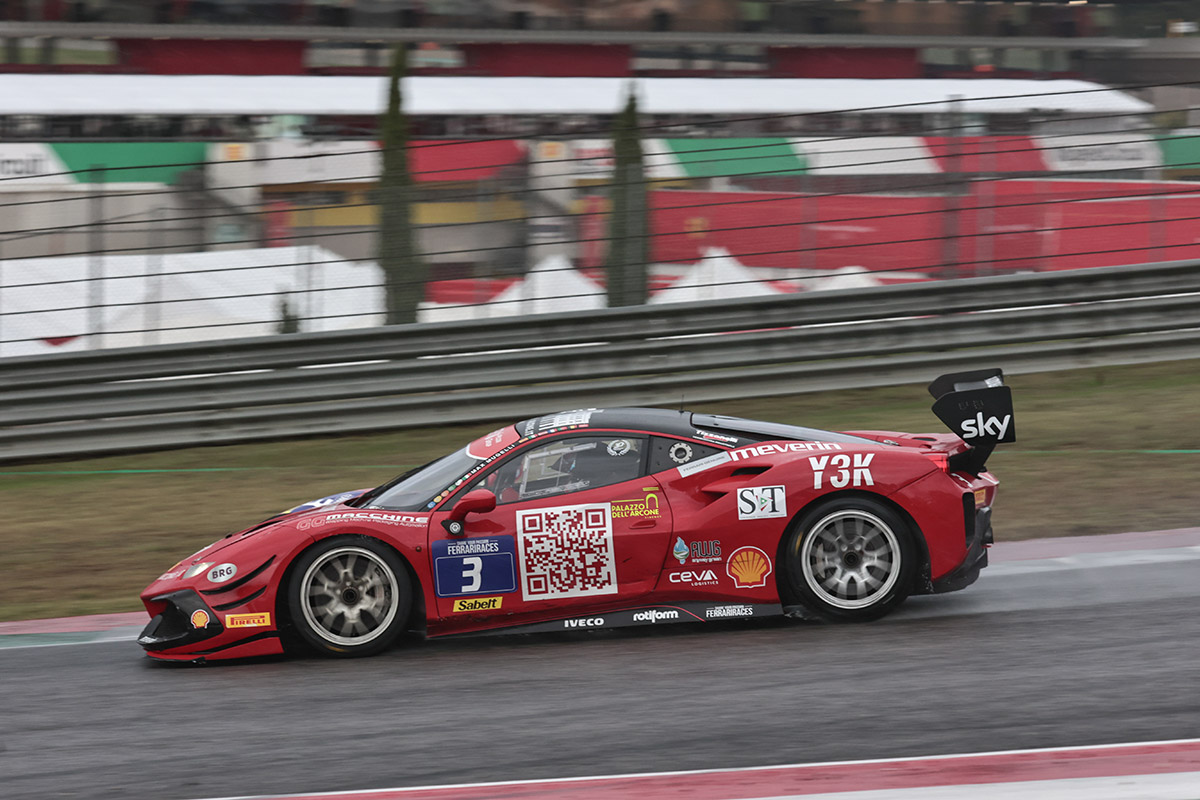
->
<box><xmin>632</xmin><ymin>609</ymin><xmax>679</xmax><ymax>623</ymax></box>
<box><xmin>564</xmin><ymin>617</ymin><xmax>604</xmax><ymax>628</ymax></box>
<box><xmin>225</xmin><ymin>612</ymin><xmax>271</xmax><ymax>628</ymax></box>
<box><xmin>452</xmin><ymin>597</ymin><xmax>502</xmax><ymax>613</ymax></box>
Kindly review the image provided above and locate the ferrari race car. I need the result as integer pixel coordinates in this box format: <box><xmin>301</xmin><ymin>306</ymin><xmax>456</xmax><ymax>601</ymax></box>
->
<box><xmin>139</xmin><ymin>369</ymin><xmax>1015</xmax><ymax>662</ymax></box>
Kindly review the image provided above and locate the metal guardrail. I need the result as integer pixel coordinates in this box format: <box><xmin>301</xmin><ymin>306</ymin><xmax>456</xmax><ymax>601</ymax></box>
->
<box><xmin>2</xmin><ymin>259</ymin><xmax>1199</xmax><ymax>463</ymax></box>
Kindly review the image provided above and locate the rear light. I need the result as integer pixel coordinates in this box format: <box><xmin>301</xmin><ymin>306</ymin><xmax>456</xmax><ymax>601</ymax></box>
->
<box><xmin>923</xmin><ymin>452</ymin><xmax>950</xmax><ymax>472</ymax></box>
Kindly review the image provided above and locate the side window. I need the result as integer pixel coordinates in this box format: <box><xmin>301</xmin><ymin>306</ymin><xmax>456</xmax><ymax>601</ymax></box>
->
<box><xmin>648</xmin><ymin>436</ymin><xmax>725</xmax><ymax>474</ymax></box>
<box><xmin>479</xmin><ymin>436</ymin><xmax>647</xmax><ymax>504</ymax></box>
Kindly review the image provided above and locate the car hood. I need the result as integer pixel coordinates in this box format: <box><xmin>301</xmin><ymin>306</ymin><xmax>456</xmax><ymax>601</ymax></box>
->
<box><xmin>281</xmin><ymin>488</ymin><xmax>371</xmax><ymax>515</ymax></box>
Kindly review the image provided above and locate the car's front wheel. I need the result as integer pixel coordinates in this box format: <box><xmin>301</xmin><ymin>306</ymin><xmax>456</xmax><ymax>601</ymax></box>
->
<box><xmin>783</xmin><ymin>497</ymin><xmax>917</xmax><ymax>622</ymax></box>
<box><xmin>285</xmin><ymin>536</ymin><xmax>412</xmax><ymax>657</ymax></box>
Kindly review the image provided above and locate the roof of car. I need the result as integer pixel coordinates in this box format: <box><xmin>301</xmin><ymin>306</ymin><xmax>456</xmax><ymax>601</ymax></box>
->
<box><xmin>516</xmin><ymin>407</ymin><xmax>873</xmax><ymax>446</ymax></box>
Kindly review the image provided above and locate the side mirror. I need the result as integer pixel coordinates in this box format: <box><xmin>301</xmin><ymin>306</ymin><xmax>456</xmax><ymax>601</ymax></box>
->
<box><xmin>441</xmin><ymin>489</ymin><xmax>497</xmax><ymax>536</ymax></box>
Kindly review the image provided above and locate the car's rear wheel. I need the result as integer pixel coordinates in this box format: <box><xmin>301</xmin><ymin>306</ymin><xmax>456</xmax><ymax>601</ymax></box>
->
<box><xmin>286</xmin><ymin>536</ymin><xmax>411</xmax><ymax>657</ymax></box>
<box><xmin>783</xmin><ymin>497</ymin><xmax>917</xmax><ymax>622</ymax></box>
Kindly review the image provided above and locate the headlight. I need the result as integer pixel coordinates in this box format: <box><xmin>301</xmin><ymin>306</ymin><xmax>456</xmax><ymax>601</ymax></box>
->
<box><xmin>184</xmin><ymin>562</ymin><xmax>213</xmax><ymax>579</ymax></box>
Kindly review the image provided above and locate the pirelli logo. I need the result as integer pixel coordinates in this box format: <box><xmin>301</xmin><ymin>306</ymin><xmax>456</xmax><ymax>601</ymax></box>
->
<box><xmin>224</xmin><ymin>612</ymin><xmax>272</xmax><ymax>628</ymax></box>
<box><xmin>452</xmin><ymin>597</ymin><xmax>502</xmax><ymax>613</ymax></box>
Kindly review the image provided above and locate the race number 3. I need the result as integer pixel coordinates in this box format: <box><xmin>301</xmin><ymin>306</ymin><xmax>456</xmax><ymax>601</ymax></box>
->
<box><xmin>432</xmin><ymin>535</ymin><xmax>517</xmax><ymax>597</ymax></box>
<box><xmin>461</xmin><ymin>556</ymin><xmax>483</xmax><ymax>593</ymax></box>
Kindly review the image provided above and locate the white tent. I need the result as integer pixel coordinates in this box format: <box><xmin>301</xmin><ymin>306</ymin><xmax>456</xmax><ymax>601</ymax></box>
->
<box><xmin>418</xmin><ymin>255</ymin><xmax>604</xmax><ymax>323</ymax></box>
<box><xmin>790</xmin><ymin>265</ymin><xmax>931</xmax><ymax>292</ymax></box>
<box><xmin>0</xmin><ymin>76</ymin><xmax>1151</xmax><ymax>117</ymax></box>
<box><xmin>649</xmin><ymin>247</ymin><xmax>780</xmax><ymax>305</ymax></box>
<box><xmin>795</xmin><ymin>265</ymin><xmax>883</xmax><ymax>293</ymax></box>
<box><xmin>0</xmin><ymin>246</ymin><xmax>383</xmax><ymax>357</ymax></box>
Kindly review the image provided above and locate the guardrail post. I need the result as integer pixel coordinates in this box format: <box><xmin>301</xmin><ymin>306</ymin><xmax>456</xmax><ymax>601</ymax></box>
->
<box><xmin>88</xmin><ymin>163</ymin><xmax>106</xmax><ymax>350</ymax></box>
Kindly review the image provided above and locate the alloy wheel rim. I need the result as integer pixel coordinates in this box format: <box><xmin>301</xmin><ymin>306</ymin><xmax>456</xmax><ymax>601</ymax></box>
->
<box><xmin>800</xmin><ymin>510</ymin><xmax>901</xmax><ymax>610</ymax></box>
<box><xmin>300</xmin><ymin>546</ymin><xmax>399</xmax><ymax>646</ymax></box>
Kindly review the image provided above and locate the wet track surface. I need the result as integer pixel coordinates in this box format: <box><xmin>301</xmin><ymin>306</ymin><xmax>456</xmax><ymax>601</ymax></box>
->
<box><xmin>4</xmin><ymin>545</ymin><xmax>1200</xmax><ymax>800</ymax></box>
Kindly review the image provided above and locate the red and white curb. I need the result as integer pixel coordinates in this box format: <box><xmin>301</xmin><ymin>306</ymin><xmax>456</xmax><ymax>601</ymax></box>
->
<box><xmin>0</xmin><ymin>611</ymin><xmax>144</xmax><ymax>636</ymax></box>
<box><xmin>198</xmin><ymin>740</ymin><xmax>1200</xmax><ymax>800</ymax></box>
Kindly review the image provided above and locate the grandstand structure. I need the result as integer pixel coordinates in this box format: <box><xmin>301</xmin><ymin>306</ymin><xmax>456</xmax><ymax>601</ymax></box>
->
<box><xmin>3</xmin><ymin>0</ymin><xmax>1200</xmax><ymax>352</ymax></box>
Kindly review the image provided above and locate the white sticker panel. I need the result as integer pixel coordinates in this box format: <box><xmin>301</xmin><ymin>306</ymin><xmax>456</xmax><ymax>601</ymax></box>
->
<box><xmin>517</xmin><ymin>503</ymin><xmax>618</xmax><ymax>601</ymax></box>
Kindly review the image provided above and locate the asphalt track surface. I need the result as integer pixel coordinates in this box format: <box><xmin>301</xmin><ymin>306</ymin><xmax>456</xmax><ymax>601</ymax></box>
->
<box><xmin>5</xmin><ymin>538</ymin><xmax>1200</xmax><ymax>800</ymax></box>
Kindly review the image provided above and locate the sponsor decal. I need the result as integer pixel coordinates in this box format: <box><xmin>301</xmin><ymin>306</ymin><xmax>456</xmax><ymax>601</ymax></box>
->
<box><xmin>672</xmin><ymin>538</ymin><xmax>722</xmax><ymax>564</ymax></box>
<box><xmin>445</xmin><ymin>538</ymin><xmax>501</xmax><ymax>556</ymax></box>
<box><xmin>669</xmin><ymin>568</ymin><xmax>720</xmax><ymax>587</ymax></box>
<box><xmin>284</xmin><ymin>489</ymin><xmax>368</xmax><ymax>515</ymax></box>
<box><xmin>0</xmin><ymin>153</ymin><xmax>47</xmax><ymax>178</ymax></box>
<box><xmin>737</xmin><ymin>485</ymin><xmax>787</xmax><ymax>520</ymax></box>
<box><xmin>677</xmin><ymin>450</ymin><xmax>731</xmax><ymax>477</ymax></box>
<box><xmin>523</xmin><ymin>408</ymin><xmax>600</xmax><ymax>439</ymax></box>
<box><xmin>668</xmin><ymin>441</ymin><xmax>694</xmax><ymax>464</ymax></box>
<box><xmin>959</xmin><ymin>413</ymin><xmax>1011</xmax><ymax>440</ymax></box>
<box><xmin>466</xmin><ymin>426</ymin><xmax>520</xmax><ymax>460</ymax></box>
<box><xmin>433</xmin><ymin>535</ymin><xmax>518</xmax><ymax>597</ymax></box>
<box><xmin>705</xmin><ymin>604</ymin><xmax>755</xmax><ymax>619</ymax></box>
<box><xmin>808</xmin><ymin>453</ymin><xmax>874</xmax><ymax>490</ymax></box>
<box><xmin>688</xmin><ymin>540</ymin><xmax>722</xmax><ymax>563</ymax></box>
<box><xmin>296</xmin><ymin>511</ymin><xmax>427</xmax><ymax>530</ymax></box>
<box><xmin>518</xmin><ymin>503</ymin><xmax>618</xmax><ymax>601</ymax></box>
<box><xmin>726</xmin><ymin>546</ymin><xmax>773</xmax><ymax>589</ymax></box>
<box><xmin>225</xmin><ymin>612</ymin><xmax>271</xmax><ymax>628</ymax></box>
<box><xmin>672</xmin><ymin>537</ymin><xmax>689</xmax><ymax>564</ymax></box>
<box><xmin>611</xmin><ymin>489</ymin><xmax>661</xmax><ymax>519</ymax></box>
<box><xmin>452</xmin><ymin>596</ymin><xmax>503</xmax><ymax>613</ymax></box>
<box><xmin>694</xmin><ymin>430</ymin><xmax>739</xmax><ymax>445</ymax></box>
<box><xmin>729</xmin><ymin>442</ymin><xmax>842</xmax><ymax>461</ymax></box>
<box><xmin>633</xmin><ymin>609</ymin><xmax>679</xmax><ymax>623</ymax></box>
<box><xmin>563</xmin><ymin>617</ymin><xmax>605</xmax><ymax>628</ymax></box>
<box><xmin>607</xmin><ymin>439</ymin><xmax>632</xmax><ymax>456</ymax></box>
<box><xmin>974</xmin><ymin>488</ymin><xmax>988</xmax><ymax>507</ymax></box>
<box><xmin>157</xmin><ymin>569</ymin><xmax>185</xmax><ymax>582</ymax></box>
<box><xmin>189</xmin><ymin>609</ymin><xmax>210</xmax><ymax>629</ymax></box>
<box><xmin>206</xmin><ymin>563</ymin><xmax>237</xmax><ymax>583</ymax></box>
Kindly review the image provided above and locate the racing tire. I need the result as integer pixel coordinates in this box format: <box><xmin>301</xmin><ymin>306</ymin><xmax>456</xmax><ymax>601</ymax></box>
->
<box><xmin>783</xmin><ymin>497</ymin><xmax>917</xmax><ymax>622</ymax></box>
<box><xmin>285</xmin><ymin>536</ymin><xmax>412</xmax><ymax>658</ymax></box>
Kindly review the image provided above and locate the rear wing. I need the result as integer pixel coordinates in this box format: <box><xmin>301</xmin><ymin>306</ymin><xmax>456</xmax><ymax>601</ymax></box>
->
<box><xmin>928</xmin><ymin>368</ymin><xmax>1015</xmax><ymax>476</ymax></box>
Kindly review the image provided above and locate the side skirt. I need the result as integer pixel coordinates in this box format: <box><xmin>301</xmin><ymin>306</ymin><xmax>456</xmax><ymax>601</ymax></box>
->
<box><xmin>440</xmin><ymin>601</ymin><xmax>784</xmax><ymax>638</ymax></box>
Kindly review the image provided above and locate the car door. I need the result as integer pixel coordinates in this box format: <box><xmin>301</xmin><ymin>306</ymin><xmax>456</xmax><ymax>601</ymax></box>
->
<box><xmin>429</xmin><ymin>434</ymin><xmax>673</xmax><ymax>622</ymax></box>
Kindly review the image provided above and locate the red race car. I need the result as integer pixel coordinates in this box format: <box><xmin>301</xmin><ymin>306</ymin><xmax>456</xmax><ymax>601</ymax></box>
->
<box><xmin>138</xmin><ymin>369</ymin><xmax>1014</xmax><ymax>662</ymax></box>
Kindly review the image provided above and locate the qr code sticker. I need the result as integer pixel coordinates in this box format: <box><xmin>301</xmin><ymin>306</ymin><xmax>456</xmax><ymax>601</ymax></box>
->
<box><xmin>517</xmin><ymin>503</ymin><xmax>618</xmax><ymax>600</ymax></box>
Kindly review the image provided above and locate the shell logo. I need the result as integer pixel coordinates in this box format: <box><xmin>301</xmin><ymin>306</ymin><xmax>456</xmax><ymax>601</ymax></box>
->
<box><xmin>189</xmin><ymin>609</ymin><xmax>211</xmax><ymax>629</ymax></box>
<box><xmin>726</xmin><ymin>546</ymin><xmax>773</xmax><ymax>589</ymax></box>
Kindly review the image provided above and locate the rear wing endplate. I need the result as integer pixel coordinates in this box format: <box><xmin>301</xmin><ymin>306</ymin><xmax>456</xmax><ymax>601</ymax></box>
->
<box><xmin>928</xmin><ymin>368</ymin><xmax>1016</xmax><ymax>476</ymax></box>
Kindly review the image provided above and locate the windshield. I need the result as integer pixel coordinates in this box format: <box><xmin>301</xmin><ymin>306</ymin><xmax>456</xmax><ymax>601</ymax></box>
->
<box><xmin>360</xmin><ymin>447</ymin><xmax>482</xmax><ymax>511</ymax></box>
